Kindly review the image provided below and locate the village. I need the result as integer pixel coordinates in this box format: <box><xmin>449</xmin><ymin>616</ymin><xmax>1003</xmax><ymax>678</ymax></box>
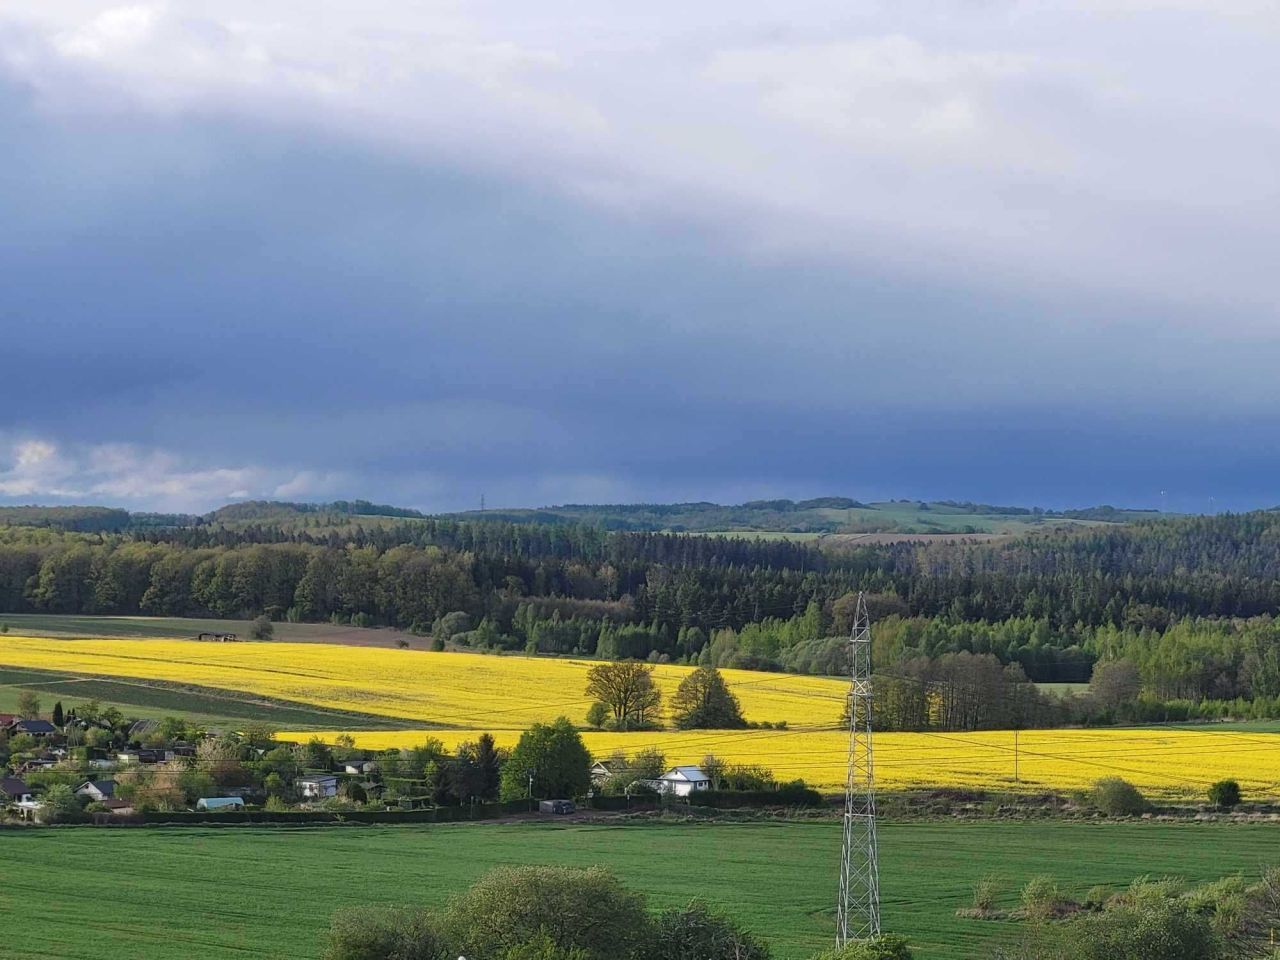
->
<box><xmin>0</xmin><ymin>699</ymin><xmax>741</xmax><ymax>826</ymax></box>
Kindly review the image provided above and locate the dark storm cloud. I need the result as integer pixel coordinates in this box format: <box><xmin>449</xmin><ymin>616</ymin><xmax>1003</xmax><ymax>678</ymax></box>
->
<box><xmin>1</xmin><ymin>66</ymin><xmax>1278</xmax><ymax>512</ymax></box>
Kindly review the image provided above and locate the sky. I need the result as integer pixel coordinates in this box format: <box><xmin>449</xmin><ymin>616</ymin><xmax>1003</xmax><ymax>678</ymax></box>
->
<box><xmin>1</xmin><ymin>2</ymin><xmax>1278</xmax><ymax>514</ymax></box>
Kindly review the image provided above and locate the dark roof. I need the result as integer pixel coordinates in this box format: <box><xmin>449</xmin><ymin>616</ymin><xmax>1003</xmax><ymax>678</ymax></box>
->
<box><xmin>80</xmin><ymin>779</ymin><xmax>117</xmax><ymax>798</ymax></box>
<box><xmin>10</xmin><ymin>719</ymin><xmax>57</xmax><ymax>734</ymax></box>
<box><xmin>1</xmin><ymin>777</ymin><xmax>30</xmax><ymax>797</ymax></box>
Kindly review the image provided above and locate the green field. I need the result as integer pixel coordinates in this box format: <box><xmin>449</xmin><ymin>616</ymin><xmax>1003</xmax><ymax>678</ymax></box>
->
<box><xmin>0</xmin><ymin>613</ymin><xmax>411</xmax><ymax>643</ymax></box>
<box><xmin>2</xmin><ymin>820</ymin><xmax>1278</xmax><ymax>960</ymax></box>
<box><xmin>0</xmin><ymin>665</ymin><xmax>417</xmax><ymax>731</ymax></box>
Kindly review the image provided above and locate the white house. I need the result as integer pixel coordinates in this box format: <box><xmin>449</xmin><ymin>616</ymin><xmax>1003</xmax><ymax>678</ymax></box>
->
<box><xmin>656</xmin><ymin>766</ymin><xmax>712</xmax><ymax>797</ymax></box>
<box><xmin>75</xmin><ymin>779</ymin><xmax>117</xmax><ymax>802</ymax></box>
<box><xmin>297</xmin><ymin>775</ymin><xmax>340</xmax><ymax>799</ymax></box>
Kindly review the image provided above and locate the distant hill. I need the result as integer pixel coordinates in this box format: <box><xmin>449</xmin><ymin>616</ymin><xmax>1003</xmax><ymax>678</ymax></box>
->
<box><xmin>0</xmin><ymin>496</ymin><xmax>1162</xmax><ymax>536</ymax></box>
<box><xmin>445</xmin><ymin>498</ymin><xmax>1162</xmax><ymax>535</ymax></box>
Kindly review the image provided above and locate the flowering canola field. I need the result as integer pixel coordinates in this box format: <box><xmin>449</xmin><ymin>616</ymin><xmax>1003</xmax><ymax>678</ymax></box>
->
<box><xmin>3</xmin><ymin>635</ymin><xmax>1278</xmax><ymax>798</ymax></box>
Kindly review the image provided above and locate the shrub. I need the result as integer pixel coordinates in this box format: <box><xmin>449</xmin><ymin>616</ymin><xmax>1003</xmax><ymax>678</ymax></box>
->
<box><xmin>498</xmin><ymin>933</ymin><xmax>590</xmax><ymax>960</ymax></box>
<box><xmin>644</xmin><ymin>900</ymin><xmax>770</xmax><ymax>960</ymax></box>
<box><xmin>1063</xmin><ymin>886</ymin><xmax>1222</xmax><ymax>960</ymax></box>
<box><xmin>1083</xmin><ymin>885</ymin><xmax>1113</xmax><ymax>910</ymax></box>
<box><xmin>809</xmin><ymin>935</ymin><xmax>913</xmax><ymax>960</ymax></box>
<box><xmin>442</xmin><ymin>865</ymin><xmax>649</xmax><ymax>960</ymax></box>
<box><xmin>1207</xmin><ymin>779</ymin><xmax>1241</xmax><ymax>809</ymax></box>
<box><xmin>1021</xmin><ymin>875</ymin><xmax>1062</xmax><ymax>921</ymax></box>
<box><xmin>251</xmin><ymin>615</ymin><xmax>274</xmax><ymax>641</ymax></box>
<box><xmin>323</xmin><ymin>905</ymin><xmax>449</xmax><ymax>960</ymax></box>
<box><xmin>1089</xmin><ymin>777</ymin><xmax>1149</xmax><ymax>816</ymax></box>
<box><xmin>973</xmin><ymin>875</ymin><xmax>1001</xmax><ymax>912</ymax></box>
<box><xmin>38</xmin><ymin>784</ymin><xmax>86</xmax><ymax>824</ymax></box>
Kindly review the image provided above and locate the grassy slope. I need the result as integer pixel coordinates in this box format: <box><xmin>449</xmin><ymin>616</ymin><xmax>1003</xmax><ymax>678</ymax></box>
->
<box><xmin>0</xmin><ymin>613</ymin><xmax>413</xmax><ymax>643</ymax></box>
<box><xmin>3</xmin><ymin>820</ymin><xmax>1279</xmax><ymax>960</ymax></box>
<box><xmin>0</xmin><ymin>665</ymin><xmax>418</xmax><ymax>731</ymax></box>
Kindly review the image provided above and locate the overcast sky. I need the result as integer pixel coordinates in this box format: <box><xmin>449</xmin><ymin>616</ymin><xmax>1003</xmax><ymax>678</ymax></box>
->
<box><xmin>1</xmin><ymin>2</ymin><xmax>1277</xmax><ymax>513</ymax></box>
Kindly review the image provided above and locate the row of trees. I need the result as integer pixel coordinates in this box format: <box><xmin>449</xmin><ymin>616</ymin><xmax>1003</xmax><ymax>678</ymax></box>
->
<box><xmin>584</xmin><ymin>662</ymin><xmax>747</xmax><ymax>731</ymax></box>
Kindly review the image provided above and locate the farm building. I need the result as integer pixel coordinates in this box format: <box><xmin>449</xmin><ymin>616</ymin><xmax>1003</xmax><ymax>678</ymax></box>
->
<box><xmin>656</xmin><ymin>766</ymin><xmax>712</xmax><ymax>797</ymax></box>
<box><xmin>75</xmin><ymin>780</ymin><xmax>117</xmax><ymax>802</ymax></box>
<box><xmin>297</xmin><ymin>775</ymin><xmax>339</xmax><ymax>799</ymax></box>
<box><xmin>589</xmin><ymin>761</ymin><xmax>613</xmax><ymax>784</ymax></box>
<box><xmin>196</xmin><ymin>797</ymin><xmax>246</xmax><ymax>811</ymax></box>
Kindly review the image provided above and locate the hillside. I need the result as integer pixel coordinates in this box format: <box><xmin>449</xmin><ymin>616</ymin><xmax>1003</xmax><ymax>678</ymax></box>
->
<box><xmin>444</xmin><ymin>498</ymin><xmax>1160</xmax><ymax>535</ymax></box>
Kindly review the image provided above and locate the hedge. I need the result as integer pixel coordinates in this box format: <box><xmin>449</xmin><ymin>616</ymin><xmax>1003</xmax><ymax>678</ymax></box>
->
<box><xmin>687</xmin><ymin>786</ymin><xmax>825</xmax><ymax>809</ymax></box>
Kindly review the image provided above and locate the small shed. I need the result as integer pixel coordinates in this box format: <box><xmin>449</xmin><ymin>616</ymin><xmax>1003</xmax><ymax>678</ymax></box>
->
<box><xmin>196</xmin><ymin>797</ymin><xmax>246</xmax><ymax>812</ymax></box>
<box><xmin>589</xmin><ymin>761</ymin><xmax>613</xmax><ymax>784</ymax></box>
<box><xmin>297</xmin><ymin>775</ymin><xmax>340</xmax><ymax>799</ymax></box>
<box><xmin>657</xmin><ymin>766</ymin><xmax>712</xmax><ymax>797</ymax></box>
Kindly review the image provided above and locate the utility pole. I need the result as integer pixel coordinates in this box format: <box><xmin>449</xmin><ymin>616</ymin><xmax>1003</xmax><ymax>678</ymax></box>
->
<box><xmin>836</xmin><ymin>592</ymin><xmax>881</xmax><ymax>946</ymax></box>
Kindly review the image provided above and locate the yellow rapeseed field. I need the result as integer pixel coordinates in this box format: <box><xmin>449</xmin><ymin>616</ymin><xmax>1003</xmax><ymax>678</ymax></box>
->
<box><xmin>0</xmin><ymin>635</ymin><xmax>847</xmax><ymax>728</ymax></box>
<box><xmin>280</xmin><ymin>726</ymin><xmax>1280</xmax><ymax>799</ymax></box>
<box><xmin>3</xmin><ymin>635</ymin><xmax>1278</xmax><ymax>798</ymax></box>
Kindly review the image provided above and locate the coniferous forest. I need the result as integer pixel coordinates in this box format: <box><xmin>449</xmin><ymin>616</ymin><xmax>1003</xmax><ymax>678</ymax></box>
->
<box><xmin>4</xmin><ymin>504</ymin><xmax>1280</xmax><ymax>725</ymax></box>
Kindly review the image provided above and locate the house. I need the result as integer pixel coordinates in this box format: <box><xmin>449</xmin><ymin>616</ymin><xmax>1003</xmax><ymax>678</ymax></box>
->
<box><xmin>8</xmin><ymin>719</ymin><xmax>57</xmax><ymax>737</ymax></box>
<box><xmin>196</xmin><ymin>797</ymin><xmax>245</xmax><ymax>811</ymax></box>
<box><xmin>297</xmin><ymin>775</ymin><xmax>339</xmax><ymax>799</ymax></box>
<box><xmin>75</xmin><ymin>779</ymin><xmax>117</xmax><ymax>802</ymax></box>
<box><xmin>101</xmin><ymin>798</ymin><xmax>136</xmax><ymax>816</ymax></box>
<box><xmin>342</xmin><ymin>759</ymin><xmax>377</xmax><ymax>776</ymax></box>
<box><xmin>589</xmin><ymin>761</ymin><xmax>613</xmax><ymax>785</ymax></box>
<box><xmin>0</xmin><ymin>777</ymin><xmax>33</xmax><ymax>805</ymax></box>
<box><xmin>656</xmin><ymin>766</ymin><xmax>712</xmax><ymax>797</ymax></box>
<box><xmin>0</xmin><ymin>713</ymin><xmax>17</xmax><ymax>727</ymax></box>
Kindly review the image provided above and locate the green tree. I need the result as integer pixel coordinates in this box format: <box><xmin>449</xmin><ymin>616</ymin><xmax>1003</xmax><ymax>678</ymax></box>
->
<box><xmin>499</xmin><ymin>718</ymin><xmax>591</xmax><ymax>801</ymax></box>
<box><xmin>16</xmin><ymin>690</ymin><xmax>40</xmax><ymax>719</ymax></box>
<box><xmin>51</xmin><ymin>701</ymin><xmax>64</xmax><ymax>727</ymax></box>
<box><xmin>443</xmin><ymin>865</ymin><xmax>649</xmax><ymax>960</ymax></box>
<box><xmin>251</xmin><ymin>614</ymin><xmax>275</xmax><ymax>641</ymax></box>
<box><xmin>670</xmin><ymin>667</ymin><xmax>747</xmax><ymax>729</ymax></box>
<box><xmin>585</xmin><ymin>661</ymin><xmax>662</xmax><ymax>730</ymax></box>
<box><xmin>38</xmin><ymin>783</ymin><xmax>86</xmax><ymax>824</ymax></box>
<box><xmin>810</xmin><ymin>935</ymin><xmax>913</xmax><ymax>960</ymax></box>
<box><xmin>1207</xmin><ymin>779</ymin><xmax>1241</xmax><ymax>809</ymax></box>
<box><xmin>322</xmin><ymin>905</ymin><xmax>449</xmax><ymax>960</ymax></box>
<box><xmin>644</xmin><ymin>900</ymin><xmax>770</xmax><ymax>960</ymax></box>
<box><xmin>585</xmin><ymin>701</ymin><xmax>609</xmax><ymax>729</ymax></box>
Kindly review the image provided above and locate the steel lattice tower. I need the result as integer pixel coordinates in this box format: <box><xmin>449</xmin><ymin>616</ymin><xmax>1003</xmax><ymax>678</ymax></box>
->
<box><xmin>836</xmin><ymin>591</ymin><xmax>880</xmax><ymax>946</ymax></box>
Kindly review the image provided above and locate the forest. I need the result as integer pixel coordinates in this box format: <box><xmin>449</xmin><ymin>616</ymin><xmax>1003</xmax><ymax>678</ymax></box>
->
<box><xmin>3</xmin><ymin>505</ymin><xmax>1280</xmax><ymax>721</ymax></box>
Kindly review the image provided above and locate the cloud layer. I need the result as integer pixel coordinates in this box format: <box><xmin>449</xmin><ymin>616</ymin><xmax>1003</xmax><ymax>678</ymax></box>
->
<box><xmin>1</xmin><ymin>3</ymin><xmax>1278</xmax><ymax>512</ymax></box>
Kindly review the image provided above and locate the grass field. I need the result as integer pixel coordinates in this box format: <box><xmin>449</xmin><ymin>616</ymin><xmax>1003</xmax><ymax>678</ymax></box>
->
<box><xmin>3</xmin><ymin>820</ymin><xmax>1279</xmax><ymax>960</ymax></box>
<box><xmin>0</xmin><ymin>613</ymin><xmax>419</xmax><ymax>646</ymax></box>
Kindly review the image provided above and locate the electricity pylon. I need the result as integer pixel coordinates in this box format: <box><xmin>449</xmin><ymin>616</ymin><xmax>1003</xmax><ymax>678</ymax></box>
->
<box><xmin>836</xmin><ymin>591</ymin><xmax>880</xmax><ymax>945</ymax></box>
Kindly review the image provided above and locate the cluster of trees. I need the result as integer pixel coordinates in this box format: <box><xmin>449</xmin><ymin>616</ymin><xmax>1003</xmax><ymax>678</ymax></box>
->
<box><xmin>324</xmin><ymin>864</ymin><xmax>912</xmax><ymax>960</ymax></box>
<box><xmin>583</xmin><ymin>662</ymin><xmax>747</xmax><ymax>731</ymax></box>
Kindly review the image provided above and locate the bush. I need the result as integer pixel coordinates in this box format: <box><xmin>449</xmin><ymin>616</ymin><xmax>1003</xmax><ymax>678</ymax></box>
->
<box><xmin>1063</xmin><ymin>887</ymin><xmax>1222</xmax><ymax>960</ymax></box>
<box><xmin>644</xmin><ymin>900</ymin><xmax>770</xmax><ymax>960</ymax></box>
<box><xmin>323</xmin><ymin>905</ymin><xmax>449</xmax><ymax>960</ymax></box>
<box><xmin>973</xmin><ymin>875</ymin><xmax>1001</xmax><ymax>912</ymax></box>
<box><xmin>38</xmin><ymin>784</ymin><xmax>86</xmax><ymax>824</ymax></box>
<box><xmin>809</xmin><ymin>935</ymin><xmax>913</xmax><ymax>960</ymax></box>
<box><xmin>1021</xmin><ymin>875</ymin><xmax>1062</xmax><ymax>921</ymax></box>
<box><xmin>1083</xmin><ymin>885</ymin><xmax>1113</xmax><ymax>910</ymax></box>
<box><xmin>1089</xmin><ymin>777</ymin><xmax>1149</xmax><ymax>816</ymax></box>
<box><xmin>1207</xmin><ymin>779</ymin><xmax>1241</xmax><ymax>809</ymax></box>
<box><xmin>442</xmin><ymin>865</ymin><xmax>649</xmax><ymax>960</ymax></box>
<box><xmin>251</xmin><ymin>614</ymin><xmax>274</xmax><ymax>641</ymax></box>
<box><xmin>498</xmin><ymin>933</ymin><xmax>590</xmax><ymax>960</ymax></box>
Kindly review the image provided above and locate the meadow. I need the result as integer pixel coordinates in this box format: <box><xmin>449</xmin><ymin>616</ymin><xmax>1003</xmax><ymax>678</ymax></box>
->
<box><xmin>4</xmin><ymin>820</ymin><xmax>1280</xmax><ymax>960</ymax></box>
<box><xmin>3</xmin><ymin>634</ymin><xmax>1279</xmax><ymax>798</ymax></box>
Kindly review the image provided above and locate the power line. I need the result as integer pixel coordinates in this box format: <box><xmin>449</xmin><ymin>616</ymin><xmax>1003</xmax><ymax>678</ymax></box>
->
<box><xmin>837</xmin><ymin>592</ymin><xmax>880</xmax><ymax>946</ymax></box>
